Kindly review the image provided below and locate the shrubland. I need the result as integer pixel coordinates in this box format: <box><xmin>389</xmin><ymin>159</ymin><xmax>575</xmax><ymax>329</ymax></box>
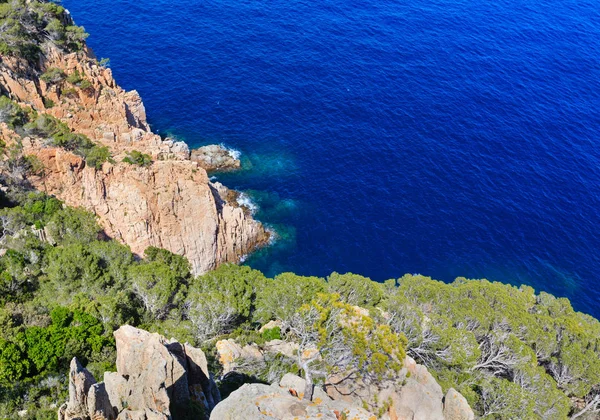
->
<box><xmin>0</xmin><ymin>179</ymin><xmax>598</xmax><ymax>418</ymax></box>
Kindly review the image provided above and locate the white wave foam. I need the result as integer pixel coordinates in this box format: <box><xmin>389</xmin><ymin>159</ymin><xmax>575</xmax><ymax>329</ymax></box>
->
<box><xmin>236</xmin><ymin>192</ymin><xmax>258</xmax><ymax>215</ymax></box>
<box><xmin>266</xmin><ymin>226</ymin><xmax>279</xmax><ymax>245</ymax></box>
<box><xmin>220</xmin><ymin>143</ymin><xmax>241</xmax><ymax>160</ymax></box>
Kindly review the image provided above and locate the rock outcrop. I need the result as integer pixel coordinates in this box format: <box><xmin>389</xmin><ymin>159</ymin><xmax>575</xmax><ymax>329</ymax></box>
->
<box><xmin>58</xmin><ymin>325</ymin><xmax>220</xmax><ymax>420</ymax></box>
<box><xmin>214</xmin><ymin>335</ymin><xmax>474</xmax><ymax>420</ymax></box>
<box><xmin>210</xmin><ymin>374</ymin><xmax>377</xmax><ymax>420</ymax></box>
<box><xmin>0</xmin><ymin>43</ymin><xmax>269</xmax><ymax>274</ymax></box>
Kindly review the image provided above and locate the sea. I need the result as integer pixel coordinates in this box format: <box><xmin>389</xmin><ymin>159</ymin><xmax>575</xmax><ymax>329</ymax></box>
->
<box><xmin>62</xmin><ymin>0</ymin><xmax>600</xmax><ymax>318</ymax></box>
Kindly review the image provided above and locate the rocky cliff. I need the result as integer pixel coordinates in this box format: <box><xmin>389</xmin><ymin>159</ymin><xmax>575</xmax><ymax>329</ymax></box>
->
<box><xmin>0</xmin><ymin>42</ymin><xmax>269</xmax><ymax>274</ymax></box>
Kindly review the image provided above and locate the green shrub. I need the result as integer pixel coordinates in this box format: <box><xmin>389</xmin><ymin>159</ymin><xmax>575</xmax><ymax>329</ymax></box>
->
<box><xmin>40</xmin><ymin>68</ymin><xmax>66</xmax><ymax>84</ymax></box>
<box><xmin>0</xmin><ymin>96</ymin><xmax>29</xmax><ymax>129</ymax></box>
<box><xmin>84</xmin><ymin>146</ymin><xmax>112</xmax><ymax>170</ymax></box>
<box><xmin>66</xmin><ymin>70</ymin><xmax>84</xmax><ymax>85</ymax></box>
<box><xmin>261</xmin><ymin>327</ymin><xmax>281</xmax><ymax>341</ymax></box>
<box><xmin>42</xmin><ymin>97</ymin><xmax>55</xmax><ymax>109</ymax></box>
<box><xmin>122</xmin><ymin>150</ymin><xmax>152</xmax><ymax>167</ymax></box>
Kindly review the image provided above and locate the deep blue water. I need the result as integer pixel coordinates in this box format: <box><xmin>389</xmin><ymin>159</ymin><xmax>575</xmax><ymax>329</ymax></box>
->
<box><xmin>63</xmin><ymin>0</ymin><xmax>600</xmax><ymax>318</ymax></box>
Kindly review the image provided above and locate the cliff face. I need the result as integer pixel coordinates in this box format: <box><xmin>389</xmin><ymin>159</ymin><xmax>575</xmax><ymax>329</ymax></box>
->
<box><xmin>0</xmin><ymin>45</ymin><xmax>269</xmax><ymax>274</ymax></box>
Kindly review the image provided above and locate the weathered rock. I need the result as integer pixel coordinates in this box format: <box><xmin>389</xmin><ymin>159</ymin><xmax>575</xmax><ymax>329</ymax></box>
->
<box><xmin>263</xmin><ymin>339</ymin><xmax>299</xmax><ymax>359</ymax></box>
<box><xmin>216</xmin><ymin>339</ymin><xmax>264</xmax><ymax>374</ymax></box>
<box><xmin>87</xmin><ymin>382</ymin><xmax>116</xmax><ymax>420</ymax></box>
<box><xmin>185</xmin><ymin>343</ymin><xmax>221</xmax><ymax>411</ymax></box>
<box><xmin>279</xmin><ymin>373</ymin><xmax>330</xmax><ymax>402</ymax></box>
<box><xmin>19</xmin><ymin>146</ymin><xmax>269</xmax><ymax>275</ymax></box>
<box><xmin>58</xmin><ymin>326</ymin><xmax>220</xmax><ymax>420</ymax></box>
<box><xmin>259</xmin><ymin>320</ymin><xmax>283</xmax><ymax>333</ymax></box>
<box><xmin>59</xmin><ymin>358</ymin><xmax>97</xmax><ymax>420</ymax></box>
<box><xmin>191</xmin><ymin>144</ymin><xmax>241</xmax><ymax>172</ymax></box>
<box><xmin>443</xmin><ymin>388</ymin><xmax>475</xmax><ymax>420</ymax></box>
<box><xmin>209</xmin><ymin>382</ymin><xmax>377</xmax><ymax>420</ymax></box>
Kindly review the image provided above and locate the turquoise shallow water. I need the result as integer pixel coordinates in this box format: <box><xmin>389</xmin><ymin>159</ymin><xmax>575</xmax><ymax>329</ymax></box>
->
<box><xmin>63</xmin><ymin>0</ymin><xmax>600</xmax><ymax>317</ymax></box>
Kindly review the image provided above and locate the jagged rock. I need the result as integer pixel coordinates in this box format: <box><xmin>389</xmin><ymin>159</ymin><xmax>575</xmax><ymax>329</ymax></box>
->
<box><xmin>87</xmin><ymin>383</ymin><xmax>116</xmax><ymax>420</ymax></box>
<box><xmin>443</xmin><ymin>388</ymin><xmax>474</xmax><ymax>420</ymax></box>
<box><xmin>17</xmin><ymin>146</ymin><xmax>269</xmax><ymax>275</ymax></box>
<box><xmin>0</xmin><ymin>42</ymin><xmax>269</xmax><ymax>276</ymax></box>
<box><xmin>191</xmin><ymin>144</ymin><xmax>241</xmax><ymax>172</ymax></box>
<box><xmin>209</xmin><ymin>382</ymin><xmax>377</xmax><ymax>420</ymax></box>
<box><xmin>57</xmin><ymin>326</ymin><xmax>220</xmax><ymax>420</ymax></box>
<box><xmin>59</xmin><ymin>358</ymin><xmax>97</xmax><ymax>420</ymax></box>
<box><xmin>185</xmin><ymin>343</ymin><xmax>221</xmax><ymax>410</ymax></box>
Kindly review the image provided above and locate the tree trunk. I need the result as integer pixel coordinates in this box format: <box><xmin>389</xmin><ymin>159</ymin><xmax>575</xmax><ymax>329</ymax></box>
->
<box><xmin>303</xmin><ymin>365</ymin><xmax>314</xmax><ymax>401</ymax></box>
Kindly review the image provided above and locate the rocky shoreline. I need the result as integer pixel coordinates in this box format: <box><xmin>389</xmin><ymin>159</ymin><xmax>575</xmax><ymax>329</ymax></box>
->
<box><xmin>0</xmin><ymin>42</ymin><xmax>269</xmax><ymax>275</ymax></box>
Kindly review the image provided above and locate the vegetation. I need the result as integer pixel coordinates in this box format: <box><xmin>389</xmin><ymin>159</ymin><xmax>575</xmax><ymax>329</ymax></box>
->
<box><xmin>0</xmin><ymin>180</ymin><xmax>597</xmax><ymax>418</ymax></box>
<box><xmin>0</xmin><ymin>0</ymin><xmax>88</xmax><ymax>62</ymax></box>
<box><xmin>0</xmin><ymin>140</ymin><xmax>597</xmax><ymax>417</ymax></box>
<box><xmin>122</xmin><ymin>150</ymin><xmax>152</xmax><ymax>167</ymax></box>
<box><xmin>0</xmin><ymin>95</ymin><xmax>112</xmax><ymax>171</ymax></box>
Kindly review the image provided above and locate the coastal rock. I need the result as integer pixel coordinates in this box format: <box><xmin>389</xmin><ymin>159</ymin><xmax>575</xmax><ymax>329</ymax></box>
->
<box><xmin>18</xmin><ymin>145</ymin><xmax>269</xmax><ymax>275</ymax></box>
<box><xmin>191</xmin><ymin>144</ymin><xmax>241</xmax><ymax>172</ymax></box>
<box><xmin>443</xmin><ymin>388</ymin><xmax>475</xmax><ymax>420</ymax></box>
<box><xmin>57</xmin><ymin>326</ymin><xmax>220</xmax><ymax>420</ymax></box>
<box><xmin>0</xmin><ymin>43</ymin><xmax>268</xmax><ymax>276</ymax></box>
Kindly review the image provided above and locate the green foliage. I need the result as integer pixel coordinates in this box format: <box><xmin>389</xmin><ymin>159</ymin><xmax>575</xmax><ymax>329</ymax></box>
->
<box><xmin>25</xmin><ymin>113</ymin><xmax>93</xmax><ymax>152</ymax></box>
<box><xmin>254</xmin><ymin>272</ymin><xmax>325</xmax><ymax>324</ymax></box>
<box><xmin>84</xmin><ymin>145</ymin><xmax>112</xmax><ymax>170</ymax></box>
<box><xmin>122</xmin><ymin>150</ymin><xmax>152</xmax><ymax>167</ymax></box>
<box><xmin>0</xmin><ymin>183</ymin><xmax>598</xmax><ymax>417</ymax></box>
<box><xmin>0</xmin><ymin>0</ymin><xmax>87</xmax><ymax>61</ymax></box>
<box><xmin>261</xmin><ymin>327</ymin><xmax>281</xmax><ymax>341</ymax></box>
<box><xmin>327</xmin><ymin>272</ymin><xmax>384</xmax><ymax>307</ymax></box>
<box><xmin>40</xmin><ymin>68</ymin><xmax>65</xmax><ymax>84</ymax></box>
<box><xmin>65</xmin><ymin>69</ymin><xmax>84</xmax><ymax>85</ymax></box>
<box><xmin>129</xmin><ymin>261</ymin><xmax>185</xmax><ymax>320</ymax></box>
<box><xmin>0</xmin><ymin>96</ymin><xmax>28</xmax><ymax>129</ymax></box>
<box><xmin>186</xmin><ymin>264</ymin><xmax>265</xmax><ymax>342</ymax></box>
<box><xmin>42</xmin><ymin>97</ymin><xmax>55</xmax><ymax>108</ymax></box>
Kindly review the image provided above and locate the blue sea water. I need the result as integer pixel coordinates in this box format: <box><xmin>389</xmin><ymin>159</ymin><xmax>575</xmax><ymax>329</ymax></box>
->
<box><xmin>62</xmin><ymin>0</ymin><xmax>600</xmax><ymax>317</ymax></box>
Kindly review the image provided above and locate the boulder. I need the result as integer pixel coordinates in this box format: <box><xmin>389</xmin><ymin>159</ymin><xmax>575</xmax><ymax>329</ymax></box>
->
<box><xmin>216</xmin><ymin>339</ymin><xmax>264</xmax><ymax>374</ymax></box>
<box><xmin>443</xmin><ymin>388</ymin><xmax>475</xmax><ymax>420</ymax></box>
<box><xmin>278</xmin><ymin>373</ymin><xmax>330</xmax><ymax>402</ymax></box>
<box><xmin>209</xmin><ymin>382</ymin><xmax>376</xmax><ymax>420</ymax></box>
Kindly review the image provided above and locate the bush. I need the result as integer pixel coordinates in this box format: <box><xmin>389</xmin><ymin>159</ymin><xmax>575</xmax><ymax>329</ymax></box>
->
<box><xmin>84</xmin><ymin>146</ymin><xmax>112</xmax><ymax>170</ymax></box>
<box><xmin>0</xmin><ymin>0</ymin><xmax>88</xmax><ymax>61</ymax></box>
<box><xmin>40</xmin><ymin>68</ymin><xmax>66</xmax><ymax>84</ymax></box>
<box><xmin>66</xmin><ymin>70</ymin><xmax>84</xmax><ymax>85</ymax></box>
<box><xmin>122</xmin><ymin>150</ymin><xmax>152</xmax><ymax>167</ymax></box>
<box><xmin>0</xmin><ymin>96</ymin><xmax>29</xmax><ymax>129</ymax></box>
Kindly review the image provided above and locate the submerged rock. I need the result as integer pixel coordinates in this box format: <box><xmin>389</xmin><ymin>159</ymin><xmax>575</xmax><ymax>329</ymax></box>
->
<box><xmin>191</xmin><ymin>144</ymin><xmax>241</xmax><ymax>172</ymax></box>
